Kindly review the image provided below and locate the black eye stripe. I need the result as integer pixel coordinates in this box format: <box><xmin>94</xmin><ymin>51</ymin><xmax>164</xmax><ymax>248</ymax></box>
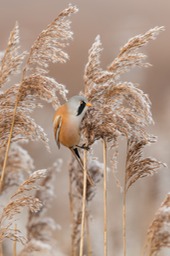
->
<box><xmin>77</xmin><ymin>101</ymin><xmax>86</xmax><ymax>116</ymax></box>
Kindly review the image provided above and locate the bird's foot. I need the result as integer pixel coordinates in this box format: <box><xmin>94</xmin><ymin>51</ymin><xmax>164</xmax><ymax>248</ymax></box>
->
<box><xmin>76</xmin><ymin>144</ymin><xmax>90</xmax><ymax>151</ymax></box>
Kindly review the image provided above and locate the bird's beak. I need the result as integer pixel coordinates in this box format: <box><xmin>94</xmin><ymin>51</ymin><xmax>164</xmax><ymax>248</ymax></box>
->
<box><xmin>86</xmin><ymin>102</ymin><xmax>92</xmax><ymax>107</ymax></box>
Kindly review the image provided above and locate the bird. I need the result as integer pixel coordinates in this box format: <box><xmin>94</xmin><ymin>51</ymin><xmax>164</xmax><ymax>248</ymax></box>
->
<box><xmin>53</xmin><ymin>95</ymin><xmax>94</xmax><ymax>185</ymax></box>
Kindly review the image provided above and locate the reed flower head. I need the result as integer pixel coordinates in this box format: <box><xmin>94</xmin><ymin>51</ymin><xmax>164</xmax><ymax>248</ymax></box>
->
<box><xmin>81</xmin><ymin>27</ymin><xmax>164</xmax><ymax>147</ymax></box>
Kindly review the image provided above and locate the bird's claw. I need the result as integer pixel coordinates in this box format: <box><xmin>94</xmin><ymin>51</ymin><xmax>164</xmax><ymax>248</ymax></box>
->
<box><xmin>77</xmin><ymin>144</ymin><xmax>90</xmax><ymax>151</ymax></box>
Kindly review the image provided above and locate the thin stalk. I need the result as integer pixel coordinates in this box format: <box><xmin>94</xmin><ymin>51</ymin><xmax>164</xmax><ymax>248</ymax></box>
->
<box><xmin>13</xmin><ymin>224</ymin><xmax>17</xmax><ymax>256</ymax></box>
<box><xmin>0</xmin><ymin>242</ymin><xmax>3</xmax><ymax>256</ymax></box>
<box><xmin>0</xmin><ymin>67</ymin><xmax>26</xmax><ymax>192</ymax></box>
<box><xmin>0</xmin><ymin>96</ymin><xmax>19</xmax><ymax>192</ymax></box>
<box><xmin>123</xmin><ymin>185</ymin><xmax>127</xmax><ymax>256</ymax></box>
<box><xmin>123</xmin><ymin>139</ymin><xmax>129</xmax><ymax>256</ymax></box>
<box><xmin>86</xmin><ymin>213</ymin><xmax>92</xmax><ymax>256</ymax></box>
<box><xmin>79</xmin><ymin>150</ymin><xmax>87</xmax><ymax>256</ymax></box>
<box><xmin>103</xmin><ymin>138</ymin><xmax>107</xmax><ymax>256</ymax></box>
<box><xmin>69</xmin><ymin>169</ymin><xmax>76</xmax><ymax>256</ymax></box>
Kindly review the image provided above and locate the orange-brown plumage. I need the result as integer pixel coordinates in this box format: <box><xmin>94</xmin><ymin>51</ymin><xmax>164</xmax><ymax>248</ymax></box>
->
<box><xmin>53</xmin><ymin>103</ymin><xmax>81</xmax><ymax>148</ymax></box>
<box><xmin>53</xmin><ymin>95</ymin><xmax>94</xmax><ymax>185</ymax></box>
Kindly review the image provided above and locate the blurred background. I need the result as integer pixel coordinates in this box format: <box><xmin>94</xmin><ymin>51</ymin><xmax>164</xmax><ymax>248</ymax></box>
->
<box><xmin>0</xmin><ymin>0</ymin><xmax>170</xmax><ymax>255</ymax></box>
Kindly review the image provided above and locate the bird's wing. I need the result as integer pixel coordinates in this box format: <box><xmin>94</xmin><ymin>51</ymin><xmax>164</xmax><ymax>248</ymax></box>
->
<box><xmin>53</xmin><ymin>115</ymin><xmax>62</xmax><ymax>149</ymax></box>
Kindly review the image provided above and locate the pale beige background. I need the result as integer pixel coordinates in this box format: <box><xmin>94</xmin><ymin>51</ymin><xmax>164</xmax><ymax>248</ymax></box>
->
<box><xmin>0</xmin><ymin>0</ymin><xmax>170</xmax><ymax>255</ymax></box>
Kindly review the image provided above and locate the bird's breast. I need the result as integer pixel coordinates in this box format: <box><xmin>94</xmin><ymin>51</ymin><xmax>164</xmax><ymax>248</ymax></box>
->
<box><xmin>59</xmin><ymin>116</ymin><xmax>81</xmax><ymax>148</ymax></box>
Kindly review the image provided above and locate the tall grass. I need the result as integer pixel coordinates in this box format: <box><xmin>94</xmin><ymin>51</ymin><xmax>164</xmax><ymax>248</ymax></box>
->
<box><xmin>0</xmin><ymin>4</ymin><xmax>168</xmax><ymax>256</ymax></box>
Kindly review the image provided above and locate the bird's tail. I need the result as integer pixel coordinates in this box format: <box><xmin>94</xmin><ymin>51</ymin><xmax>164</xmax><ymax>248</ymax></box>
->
<box><xmin>70</xmin><ymin>148</ymin><xmax>94</xmax><ymax>186</ymax></box>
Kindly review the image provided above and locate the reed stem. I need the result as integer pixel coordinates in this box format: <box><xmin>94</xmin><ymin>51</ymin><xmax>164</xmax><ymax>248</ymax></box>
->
<box><xmin>79</xmin><ymin>150</ymin><xmax>87</xmax><ymax>256</ymax></box>
<box><xmin>0</xmin><ymin>97</ymin><xmax>19</xmax><ymax>192</ymax></box>
<box><xmin>86</xmin><ymin>213</ymin><xmax>93</xmax><ymax>256</ymax></box>
<box><xmin>0</xmin><ymin>67</ymin><xmax>26</xmax><ymax>192</ymax></box>
<box><xmin>123</xmin><ymin>186</ymin><xmax>127</xmax><ymax>256</ymax></box>
<box><xmin>13</xmin><ymin>224</ymin><xmax>17</xmax><ymax>256</ymax></box>
<box><xmin>0</xmin><ymin>242</ymin><xmax>3</xmax><ymax>256</ymax></box>
<box><xmin>69</xmin><ymin>168</ymin><xmax>75</xmax><ymax>256</ymax></box>
<box><xmin>103</xmin><ymin>139</ymin><xmax>107</xmax><ymax>256</ymax></box>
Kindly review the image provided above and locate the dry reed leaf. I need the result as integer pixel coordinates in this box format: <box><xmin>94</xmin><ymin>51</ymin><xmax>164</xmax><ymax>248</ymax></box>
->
<box><xmin>0</xmin><ymin>22</ymin><xmax>26</xmax><ymax>88</ymax></box>
<box><xmin>145</xmin><ymin>193</ymin><xmax>170</xmax><ymax>256</ymax></box>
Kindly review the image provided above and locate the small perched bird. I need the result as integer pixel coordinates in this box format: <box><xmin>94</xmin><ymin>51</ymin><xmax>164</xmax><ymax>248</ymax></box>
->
<box><xmin>53</xmin><ymin>95</ymin><xmax>94</xmax><ymax>185</ymax></box>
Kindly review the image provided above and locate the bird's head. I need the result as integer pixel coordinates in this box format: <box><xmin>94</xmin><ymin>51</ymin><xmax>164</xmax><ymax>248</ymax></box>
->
<box><xmin>67</xmin><ymin>95</ymin><xmax>92</xmax><ymax>118</ymax></box>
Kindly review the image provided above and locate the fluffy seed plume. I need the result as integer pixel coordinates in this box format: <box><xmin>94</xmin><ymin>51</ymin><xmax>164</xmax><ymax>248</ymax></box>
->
<box><xmin>12</xmin><ymin>169</ymin><xmax>47</xmax><ymax>198</ymax></box>
<box><xmin>20</xmin><ymin>161</ymin><xmax>62</xmax><ymax>254</ymax></box>
<box><xmin>81</xmin><ymin>27</ymin><xmax>164</xmax><ymax>147</ymax></box>
<box><xmin>144</xmin><ymin>193</ymin><xmax>170</xmax><ymax>256</ymax></box>
<box><xmin>0</xmin><ymin>169</ymin><xmax>47</xmax><ymax>244</ymax></box>
<box><xmin>68</xmin><ymin>156</ymin><xmax>103</xmax><ymax>251</ymax></box>
<box><xmin>25</xmin><ymin>5</ymin><xmax>78</xmax><ymax>75</ymax></box>
<box><xmin>0</xmin><ymin>142</ymin><xmax>34</xmax><ymax>190</ymax></box>
<box><xmin>0</xmin><ymin>109</ymin><xmax>49</xmax><ymax>149</ymax></box>
<box><xmin>108</xmin><ymin>26</ymin><xmax>165</xmax><ymax>78</ymax></box>
<box><xmin>0</xmin><ymin>22</ymin><xmax>26</xmax><ymax>88</ymax></box>
<box><xmin>19</xmin><ymin>74</ymin><xmax>68</xmax><ymax>109</ymax></box>
<box><xmin>0</xmin><ymin>5</ymin><xmax>77</xmax><ymax>154</ymax></box>
<box><xmin>0</xmin><ymin>5</ymin><xmax>78</xmax><ymax>191</ymax></box>
<box><xmin>125</xmin><ymin>136</ymin><xmax>165</xmax><ymax>191</ymax></box>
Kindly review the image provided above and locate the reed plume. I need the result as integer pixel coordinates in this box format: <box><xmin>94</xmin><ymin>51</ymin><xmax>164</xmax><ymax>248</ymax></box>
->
<box><xmin>124</xmin><ymin>136</ymin><xmax>165</xmax><ymax>191</ymax></box>
<box><xmin>68</xmin><ymin>155</ymin><xmax>103</xmax><ymax>254</ymax></box>
<box><xmin>0</xmin><ymin>169</ymin><xmax>47</xmax><ymax>244</ymax></box>
<box><xmin>0</xmin><ymin>4</ymin><xmax>167</xmax><ymax>255</ymax></box>
<box><xmin>82</xmin><ymin>27</ymin><xmax>164</xmax><ymax>146</ymax></box>
<box><xmin>19</xmin><ymin>161</ymin><xmax>62</xmax><ymax>256</ymax></box>
<box><xmin>144</xmin><ymin>193</ymin><xmax>170</xmax><ymax>256</ymax></box>
<box><xmin>0</xmin><ymin>142</ymin><xmax>34</xmax><ymax>190</ymax></box>
<box><xmin>0</xmin><ymin>22</ymin><xmax>26</xmax><ymax>88</ymax></box>
<box><xmin>81</xmin><ymin>26</ymin><xmax>164</xmax><ymax>256</ymax></box>
<box><xmin>0</xmin><ymin>4</ymin><xmax>78</xmax><ymax>190</ymax></box>
<box><xmin>0</xmin><ymin>5</ymin><xmax>78</xmax><ymax>254</ymax></box>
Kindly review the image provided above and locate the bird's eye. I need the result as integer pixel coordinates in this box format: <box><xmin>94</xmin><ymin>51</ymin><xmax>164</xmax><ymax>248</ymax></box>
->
<box><xmin>77</xmin><ymin>101</ymin><xmax>86</xmax><ymax>116</ymax></box>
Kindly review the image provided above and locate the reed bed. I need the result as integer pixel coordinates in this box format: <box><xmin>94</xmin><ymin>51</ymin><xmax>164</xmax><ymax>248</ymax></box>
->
<box><xmin>0</xmin><ymin>4</ymin><xmax>169</xmax><ymax>256</ymax></box>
